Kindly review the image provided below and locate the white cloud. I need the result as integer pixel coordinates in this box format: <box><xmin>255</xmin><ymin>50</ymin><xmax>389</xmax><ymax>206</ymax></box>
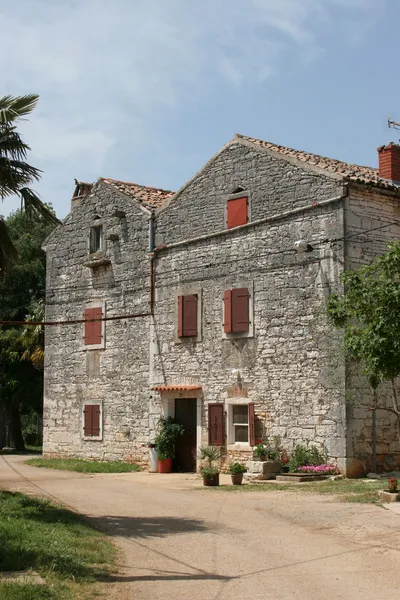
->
<box><xmin>0</xmin><ymin>0</ymin><xmax>379</xmax><ymax>217</ymax></box>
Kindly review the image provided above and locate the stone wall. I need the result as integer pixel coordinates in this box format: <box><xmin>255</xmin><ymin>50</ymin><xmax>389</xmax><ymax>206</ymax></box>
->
<box><xmin>151</xmin><ymin>199</ymin><xmax>347</xmax><ymax>470</ymax></box>
<box><xmin>43</xmin><ymin>181</ymin><xmax>152</xmax><ymax>465</ymax></box>
<box><xmin>156</xmin><ymin>140</ymin><xmax>344</xmax><ymax>245</ymax></box>
<box><xmin>343</xmin><ymin>186</ymin><xmax>400</xmax><ymax>475</ymax></box>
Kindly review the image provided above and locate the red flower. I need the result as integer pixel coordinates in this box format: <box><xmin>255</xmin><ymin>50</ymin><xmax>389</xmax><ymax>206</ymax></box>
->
<box><xmin>257</xmin><ymin>439</ymin><xmax>262</xmax><ymax>445</ymax></box>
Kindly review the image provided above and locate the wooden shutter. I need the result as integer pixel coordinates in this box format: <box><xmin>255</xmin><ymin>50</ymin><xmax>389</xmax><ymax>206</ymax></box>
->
<box><xmin>248</xmin><ymin>402</ymin><xmax>255</xmax><ymax>447</ymax></box>
<box><xmin>83</xmin><ymin>404</ymin><xmax>93</xmax><ymax>436</ymax></box>
<box><xmin>84</xmin><ymin>308</ymin><xmax>94</xmax><ymax>345</ymax></box>
<box><xmin>84</xmin><ymin>307</ymin><xmax>102</xmax><ymax>345</ymax></box>
<box><xmin>84</xmin><ymin>404</ymin><xmax>101</xmax><ymax>437</ymax></box>
<box><xmin>92</xmin><ymin>405</ymin><xmax>100</xmax><ymax>436</ymax></box>
<box><xmin>178</xmin><ymin>296</ymin><xmax>183</xmax><ymax>337</ymax></box>
<box><xmin>224</xmin><ymin>290</ymin><xmax>232</xmax><ymax>333</ymax></box>
<box><xmin>179</xmin><ymin>294</ymin><xmax>198</xmax><ymax>337</ymax></box>
<box><xmin>208</xmin><ymin>403</ymin><xmax>224</xmax><ymax>446</ymax></box>
<box><xmin>92</xmin><ymin>307</ymin><xmax>103</xmax><ymax>344</ymax></box>
<box><xmin>232</xmin><ymin>288</ymin><xmax>249</xmax><ymax>333</ymax></box>
<box><xmin>227</xmin><ymin>197</ymin><xmax>248</xmax><ymax>229</ymax></box>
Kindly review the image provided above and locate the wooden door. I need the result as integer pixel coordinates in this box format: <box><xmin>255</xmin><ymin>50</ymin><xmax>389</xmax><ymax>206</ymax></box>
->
<box><xmin>174</xmin><ymin>398</ymin><xmax>197</xmax><ymax>472</ymax></box>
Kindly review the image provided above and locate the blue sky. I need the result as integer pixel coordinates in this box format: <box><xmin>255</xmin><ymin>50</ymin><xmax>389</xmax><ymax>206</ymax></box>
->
<box><xmin>1</xmin><ymin>0</ymin><xmax>398</xmax><ymax>219</ymax></box>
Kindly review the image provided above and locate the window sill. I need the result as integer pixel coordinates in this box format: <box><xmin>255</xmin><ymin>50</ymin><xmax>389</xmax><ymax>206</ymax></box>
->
<box><xmin>227</xmin><ymin>443</ymin><xmax>252</xmax><ymax>452</ymax></box>
<box><xmin>82</xmin><ymin>436</ymin><xmax>103</xmax><ymax>442</ymax></box>
<box><xmin>83</xmin><ymin>255</ymin><xmax>111</xmax><ymax>268</ymax></box>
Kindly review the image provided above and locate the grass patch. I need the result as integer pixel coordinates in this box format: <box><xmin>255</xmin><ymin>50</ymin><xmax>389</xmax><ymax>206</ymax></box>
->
<box><xmin>209</xmin><ymin>478</ymin><xmax>384</xmax><ymax>503</ymax></box>
<box><xmin>0</xmin><ymin>491</ymin><xmax>115</xmax><ymax>599</ymax></box>
<box><xmin>25</xmin><ymin>457</ymin><xmax>140</xmax><ymax>473</ymax></box>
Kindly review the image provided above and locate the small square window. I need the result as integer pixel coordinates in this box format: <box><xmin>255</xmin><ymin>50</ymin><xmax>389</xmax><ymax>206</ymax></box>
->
<box><xmin>90</xmin><ymin>226</ymin><xmax>103</xmax><ymax>254</ymax></box>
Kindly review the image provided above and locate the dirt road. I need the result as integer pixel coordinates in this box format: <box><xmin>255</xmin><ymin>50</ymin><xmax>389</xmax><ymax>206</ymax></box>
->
<box><xmin>1</xmin><ymin>454</ymin><xmax>400</xmax><ymax>600</ymax></box>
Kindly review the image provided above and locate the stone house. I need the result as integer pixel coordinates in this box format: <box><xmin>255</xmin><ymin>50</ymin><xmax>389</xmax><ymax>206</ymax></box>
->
<box><xmin>43</xmin><ymin>135</ymin><xmax>400</xmax><ymax>476</ymax></box>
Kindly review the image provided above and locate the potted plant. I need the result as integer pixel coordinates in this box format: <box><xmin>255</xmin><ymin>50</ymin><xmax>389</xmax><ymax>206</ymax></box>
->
<box><xmin>279</xmin><ymin>449</ymin><xmax>289</xmax><ymax>473</ymax></box>
<box><xmin>154</xmin><ymin>417</ymin><xmax>184</xmax><ymax>473</ymax></box>
<box><xmin>379</xmin><ymin>477</ymin><xmax>400</xmax><ymax>503</ymax></box>
<box><xmin>253</xmin><ymin>439</ymin><xmax>267</xmax><ymax>460</ymax></box>
<box><xmin>228</xmin><ymin>462</ymin><xmax>247</xmax><ymax>485</ymax></box>
<box><xmin>198</xmin><ymin>446</ymin><xmax>220</xmax><ymax>486</ymax></box>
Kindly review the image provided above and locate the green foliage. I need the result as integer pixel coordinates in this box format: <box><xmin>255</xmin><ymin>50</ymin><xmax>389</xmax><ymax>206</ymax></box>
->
<box><xmin>0</xmin><ymin>94</ymin><xmax>60</xmax><ymax>272</ymax></box>
<box><xmin>199</xmin><ymin>466</ymin><xmax>219</xmax><ymax>479</ymax></box>
<box><xmin>228</xmin><ymin>462</ymin><xmax>247</xmax><ymax>474</ymax></box>
<box><xmin>0</xmin><ymin>491</ymin><xmax>114</xmax><ymax>599</ymax></box>
<box><xmin>288</xmin><ymin>444</ymin><xmax>326</xmax><ymax>472</ymax></box>
<box><xmin>154</xmin><ymin>417</ymin><xmax>185</xmax><ymax>460</ymax></box>
<box><xmin>26</xmin><ymin>458</ymin><xmax>140</xmax><ymax>473</ymax></box>
<box><xmin>198</xmin><ymin>445</ymin><xmax>220</xmax><ymax>466</ymax></box>
<box><xmin>0</xmin><ymin>210</ymin><xmax>56</xmax><ymax>449</ymax></box>
<box><xmin>327</xmin><ymin>241</ymin><xmax>400</xmax><ymax>388</ymax></box>
<box><xmin>0</xmin><ymin>582</ymin><xmax>56</xmax><ymax>600</ymax></box>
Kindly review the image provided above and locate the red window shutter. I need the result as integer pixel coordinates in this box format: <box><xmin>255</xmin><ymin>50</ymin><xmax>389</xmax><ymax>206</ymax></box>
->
<box><xmin>83</xmin><ymin>404</ymin><xmax>93</xmax><ymax>436</ymax></box>
<box><xmin>92</xmin><ymin>405</ymin><xmax>101</xmax><ymax>436</ymax></box>
<box><xmin>208</xmin><ymin>403</ymin><xmax>224</xmax><ymax>446</ymax></box>
<box><xmin>182</xmin><ymin>294</ymin><xmax>198</xmax><ymax>337</ymax></box>
<box><xmin>178</xmin><ymin>296</ymin><xmax>183</xmax><ymax>337</ymax></box>
<box><xmin>232</xmin><ymin>288</ymin><xmax>249</xmax><ymax>333</ymax></box>
<box><xmin>84</xmin><ymin>307</ymin><xmax>102</xmax><ymax>345</ymax></box>
<box><xmin>224</xmin><ymin>290</ymin><xmax>232</xmax><ymax>333</ymax></box>
<box><xmin>249</xmin><ymin>402</ymin><xmax>255</xmax><ymax>447</ymax></box>
<box><xmin>227</xmin><ymin>197</ymin><xmax>248</xmax><ymax>229</ymax></box>
<box><xmin>92</xmin><ymin>307</ymin><xmax>103</xmax><ymax>344</ymax></box>
<box><xmin>84</xmin><ymin>308</ymin><xmax>94</xmax><ymax>345</ymax></box>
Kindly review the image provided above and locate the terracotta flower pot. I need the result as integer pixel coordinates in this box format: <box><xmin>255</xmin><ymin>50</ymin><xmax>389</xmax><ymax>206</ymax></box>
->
<box><xmin>231</xmin><ymin>473</ymin><xmax>243</xmax><ymax>485</ymax></box>
<box><xmin>203</xmin><ymin>474</ymin><xmax>219</xmax><ymax>486</ymax></box>
<box><xmin>158</xmin><ymin>458</ymin><xmax>172</xmax><ymax>473</ymax></box>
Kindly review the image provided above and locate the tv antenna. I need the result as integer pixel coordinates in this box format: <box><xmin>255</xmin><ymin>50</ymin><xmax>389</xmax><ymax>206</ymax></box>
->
<box><xmin>388</xmin><ymin>116</ymin><xmax>400</xmax><ymax>131</ymax></box>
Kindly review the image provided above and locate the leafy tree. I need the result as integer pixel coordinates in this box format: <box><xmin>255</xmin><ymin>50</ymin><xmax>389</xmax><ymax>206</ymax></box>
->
<box><xmin>327</xmin><ymin>241</ymin><xmax>400</xmax><ymax>441</ymax></box>
<box><xmin>0</xmin><ymin>209</ymin><xmax>56</xmax><ymax>449</ymax></box>
<box><xmin>0</xmin><ymin>94</ymin><xmax>59</xmax><ymax>274</ymax></box>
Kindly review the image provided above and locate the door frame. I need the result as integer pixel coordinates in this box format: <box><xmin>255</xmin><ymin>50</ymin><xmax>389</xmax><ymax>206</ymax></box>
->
<box><xmin>160</xmin><ymin>390</ymin><xmax>202</xmax><ymax>471</ymax></box>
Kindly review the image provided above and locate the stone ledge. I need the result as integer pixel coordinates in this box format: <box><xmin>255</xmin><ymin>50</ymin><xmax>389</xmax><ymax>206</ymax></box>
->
<box><xmin>276</xmin><ymin>474</ymin><xmax>329</xmax><ymax>483</ymax></box>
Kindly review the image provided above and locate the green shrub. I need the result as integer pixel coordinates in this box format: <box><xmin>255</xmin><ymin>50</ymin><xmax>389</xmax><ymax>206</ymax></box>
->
<box><xmin>228</xmin><ymin>462</ymin><xmax>247</xmax><ymax>474</ymax></box>
<box><xmin>154</xmin><ymin>417</ymin><xmax>184</xmax><ymax>460</ymax></box>
<box><xmin>289</xmin><ymin>444</ymin><xmax>326</xmax><ymax>472</ymax></box>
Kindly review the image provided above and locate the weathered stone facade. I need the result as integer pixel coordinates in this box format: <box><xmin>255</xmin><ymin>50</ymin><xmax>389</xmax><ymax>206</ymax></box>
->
<box><xmin>43</xmin><ymin>135</ymin><xmax>400</xmax><ymax>475</ymax></box>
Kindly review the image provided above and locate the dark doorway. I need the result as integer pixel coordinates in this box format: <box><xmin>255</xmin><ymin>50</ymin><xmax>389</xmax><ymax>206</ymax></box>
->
<box><xmin>173</xmin><ymin>398</ymin><xmax>197</xmax><ymax>472</ymax></box>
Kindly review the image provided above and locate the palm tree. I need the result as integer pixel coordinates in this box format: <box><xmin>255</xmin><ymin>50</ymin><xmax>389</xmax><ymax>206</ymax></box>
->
<box><xmin>0</xmin><ymin>94</ymin><xmax>59</xmax><ymax>274</ymax></box>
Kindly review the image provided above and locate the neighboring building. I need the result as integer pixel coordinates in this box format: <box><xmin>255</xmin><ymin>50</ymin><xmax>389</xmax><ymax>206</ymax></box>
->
<box><xmin>43</xmin><ymin>135</ymin><xmax>400</xmax><ymax>476</ymax></box>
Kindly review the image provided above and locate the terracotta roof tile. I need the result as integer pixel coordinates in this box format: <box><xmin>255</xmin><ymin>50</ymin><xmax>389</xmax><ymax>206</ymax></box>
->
<box><xmin>101</xmin><ymin>178</ymin><xmax>174</xmax><ymax>209</ymax></box>
<box><xmin>237</xmin><ymin>134</ymin><xmax>400</xmax><ymax>191</ymax></box>
<box><xmin>152</xmin><ymin>385</ymin><xmax>202</xmax><ymax>392</ymax></box>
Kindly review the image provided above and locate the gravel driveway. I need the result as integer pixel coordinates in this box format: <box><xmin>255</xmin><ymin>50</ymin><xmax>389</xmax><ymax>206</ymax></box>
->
<box><xmin>1</xmin><ymin>454</ymin><xmax>400</xmax><ymax>600</ymax></box>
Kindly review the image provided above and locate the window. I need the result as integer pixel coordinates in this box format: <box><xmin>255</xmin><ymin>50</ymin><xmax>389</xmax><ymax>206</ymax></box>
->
<box><xmin>224</xmin><ymin>288</ymin><xmax>249</xmax><ymax>333</ymax></box>
<box><xmin>83</xmin><ymin>403</ymin><xmax>101</xmax><ymax>438</ymax></box>
<box><xmin>178</xmin><ymin>294</ymin><xmax>198</xmax><ymax>337</ymax></box>
<box><xmin>227</xmin><ymin>196</ymin><xmax>248</xmax><ymax>229</ymax></box>
<box><xmin>90</xmin><ymin>225</ymin><xmax>103</xmax><ymax>254</ymax></box>
<box><xmin>227</xmin><ymin>402</ymin><xmax>255</xmax><ymax>447</ymax></box>
<box><xmin>84</xmin><ymin>307</ymin><xmax>103</xmax><ymax>346</ymax></box>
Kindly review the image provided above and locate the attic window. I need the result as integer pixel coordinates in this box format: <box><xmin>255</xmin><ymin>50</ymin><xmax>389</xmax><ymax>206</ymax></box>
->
<box><xmin>90</xmin><ymin>225</ymin><xmax>103</xmax><ymax>254</ymax></box>
<box><xmin>232</xmin><ymin>186</ymin><xmax>245</xmax><ymax>194</ymax></box>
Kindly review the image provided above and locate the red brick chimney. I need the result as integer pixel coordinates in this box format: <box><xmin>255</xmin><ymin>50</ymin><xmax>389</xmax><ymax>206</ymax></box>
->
<box><xmin>377</xmin><ymin>143</ymin><xmax>400</xmax><ymax>182</ymax></box>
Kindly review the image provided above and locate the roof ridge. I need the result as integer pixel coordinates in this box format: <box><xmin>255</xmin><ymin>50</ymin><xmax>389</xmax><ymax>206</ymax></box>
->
<box><xmin>235</xmin><ymin>133</ymin><xmax>378</xmax><ymax>173</ymax></box>
<box><xmin>101</xmin><ymin>177</ymin><xmax>173</xmax><ymax>194</ymax></box>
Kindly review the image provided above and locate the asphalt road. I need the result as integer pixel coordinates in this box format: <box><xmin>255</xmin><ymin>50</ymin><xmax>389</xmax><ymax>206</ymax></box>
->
<box><xmin>1</xmin><ymin>455</ymin><xmax>400</xmax><ymax>600</ymax></box>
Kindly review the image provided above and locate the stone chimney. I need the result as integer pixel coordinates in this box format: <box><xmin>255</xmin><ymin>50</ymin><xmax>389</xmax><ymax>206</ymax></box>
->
<box><xmin>377</xmin><ymin>143</ymin><xmax>400</xmax><ymax>183</ymax></box>
<box><xmin>71</xmin><ymin>180</ymin><xmax>93</xmax><ymax>211</ymax></box>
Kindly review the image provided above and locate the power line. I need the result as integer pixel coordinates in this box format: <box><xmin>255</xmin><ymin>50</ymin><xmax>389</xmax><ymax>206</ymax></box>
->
<box><xmin>0</xmin><ymin>311</ymin><xmax>151</xmax><ymax>327</ymax></box>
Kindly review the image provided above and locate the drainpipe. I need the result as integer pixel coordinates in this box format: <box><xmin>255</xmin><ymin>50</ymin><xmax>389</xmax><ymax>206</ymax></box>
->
<box><xmin>148</xmin><ymin>213</ymin><xmax>155</xmax><ymax>252</ymax></box>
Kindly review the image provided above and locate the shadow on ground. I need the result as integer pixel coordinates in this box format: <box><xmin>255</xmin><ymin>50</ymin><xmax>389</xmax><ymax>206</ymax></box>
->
<box><xmin>91</xmin><ymin>515</ymin><xmax>211</xmax><ymax>539</ymax></box>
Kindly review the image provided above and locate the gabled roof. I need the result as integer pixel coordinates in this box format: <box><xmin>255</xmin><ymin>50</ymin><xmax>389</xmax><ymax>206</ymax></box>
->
<box><xmin>101</xmin><ymin>178</ymin><xmax>174</xmax><ymax>209</ymax></box>
<box><xmin>237</xmin><ymin>134</ymin><xmax>399</xmax><ymax>191</ymax></box>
